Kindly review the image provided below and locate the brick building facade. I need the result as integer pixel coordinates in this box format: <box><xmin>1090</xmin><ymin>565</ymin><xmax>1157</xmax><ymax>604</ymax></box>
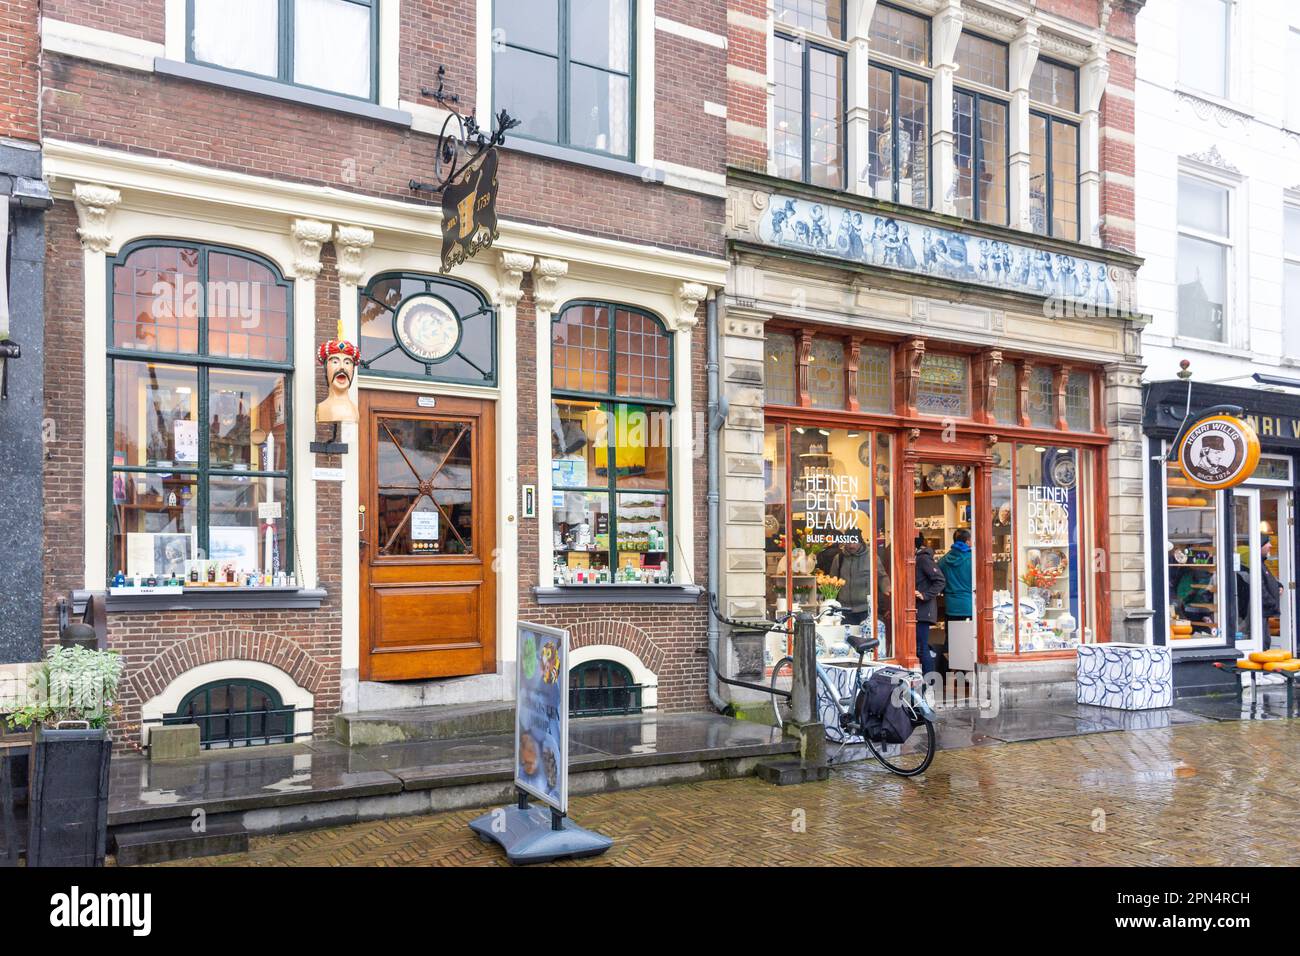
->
<box><xmin>716</xmin><ymin>0</ymin><xmax>1151</xmax><ymax>699</ymax></box>
<box><xmin>37</xmin><ymin>0</ymin><xmax>729</xmax><ymax>746</ymax></box>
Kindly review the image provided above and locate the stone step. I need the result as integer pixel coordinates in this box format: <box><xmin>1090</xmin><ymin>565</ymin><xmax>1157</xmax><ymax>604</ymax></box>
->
<box><xmin>335</xmin><ymin>700</ymin><xmax>515</xmax><ymax>747</ymax></box>
<box><xmin>112</xmin><ymin>820</ymin><xmax>249</xmax><ymax>866</ymax></box>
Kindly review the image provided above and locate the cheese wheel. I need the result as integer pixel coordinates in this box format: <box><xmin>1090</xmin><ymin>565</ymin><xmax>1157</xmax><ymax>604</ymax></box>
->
<box><xmin>1236</xmin><ymin>660</ymin><xmax>1264</xmax><ymax>670</ymax></box>
<box><xmin>1264</xmin><ymin>660</ymin><xmax>1300</xmax><ymax>672</ymax></box>
<box><xmin>1171</xmin><ymin>623</ymin><xmax>1195</xmax><ymax>635</ymax></box>
<box><xmin>1249</xmin><ymin>649</ymin><xmax>1291</xmax><ymax>663</ymax></box>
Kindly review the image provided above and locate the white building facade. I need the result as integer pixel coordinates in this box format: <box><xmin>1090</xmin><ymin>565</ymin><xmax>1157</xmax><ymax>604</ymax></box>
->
<box><xmin>1134</xmin><ymin>0</ymin><xmax>1300</xmax><ymax>692</ymax></box>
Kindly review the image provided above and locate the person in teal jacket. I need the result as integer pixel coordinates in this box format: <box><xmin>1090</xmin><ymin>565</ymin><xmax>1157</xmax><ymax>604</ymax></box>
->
<box><xmin>937</xmin><ymin>529</ymin><xmax>974</xmax><ymax>674</ymax></box>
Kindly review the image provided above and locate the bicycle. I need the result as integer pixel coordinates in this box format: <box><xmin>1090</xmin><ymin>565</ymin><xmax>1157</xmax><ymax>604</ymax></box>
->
<box><xmin>768</xmin><ymin>610</ymin><xmax>938</xmax><ymax>777</ymax></box>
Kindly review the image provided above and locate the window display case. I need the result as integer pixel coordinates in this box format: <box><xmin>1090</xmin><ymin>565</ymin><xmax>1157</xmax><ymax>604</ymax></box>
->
<box><xmin>1165</xmin><ymin>460</ymin><xmax>1220</xmax><ymax>645</ymax></box>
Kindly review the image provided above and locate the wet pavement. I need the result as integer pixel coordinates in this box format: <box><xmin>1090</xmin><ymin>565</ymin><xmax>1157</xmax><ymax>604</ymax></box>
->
<box><xmin>157</xmin><ymin>715</ymin><xmax>1300</xmax><ymax>866</ymax></box>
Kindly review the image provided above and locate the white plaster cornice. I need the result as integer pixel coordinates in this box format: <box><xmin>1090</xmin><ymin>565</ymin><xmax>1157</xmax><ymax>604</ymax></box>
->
<box><xmin>290</xmin><ymin>219</ymin><xmax>332</xmax><ymax>280</ymax></box>
<box><xmin>72</xmin><ymin>183</ymin><xmax>121</xmax><ymax>253</ymax></box>
<box><xmin>43</xmin><ymin>140</ymin><xmax>728</xmax><ymax>289</ymax></box>
<box><xmin>334</xmin><ymin>224</ymin><xmax>375</xmax><ymax>287</ymax></box>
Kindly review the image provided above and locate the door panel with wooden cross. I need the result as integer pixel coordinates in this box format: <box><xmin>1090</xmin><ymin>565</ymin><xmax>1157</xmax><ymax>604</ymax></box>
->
<box><xmin>360</xmin><ymin>390</ymin><xmax>496</xmax><ymax>681</ymax></box>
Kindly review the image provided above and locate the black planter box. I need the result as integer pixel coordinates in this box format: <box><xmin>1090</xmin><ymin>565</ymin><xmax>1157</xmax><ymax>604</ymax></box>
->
<box><xmin>27</xmin><ymin>726</ymin><xmax>111</xmax><ymax>867</ymax></box>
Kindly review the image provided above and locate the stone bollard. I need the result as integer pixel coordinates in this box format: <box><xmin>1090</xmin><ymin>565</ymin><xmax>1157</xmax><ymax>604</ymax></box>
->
<box><xmin>757</xmin><ymin>611</ymin><xmax>828</xmax><ymax>785</ymax></box>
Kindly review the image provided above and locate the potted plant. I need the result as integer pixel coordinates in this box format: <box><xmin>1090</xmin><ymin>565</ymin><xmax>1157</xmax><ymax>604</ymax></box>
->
<box><xmin>5</xmin><ymin>645</ymin><xmax>123</xmax><ymax>867</ymax></box>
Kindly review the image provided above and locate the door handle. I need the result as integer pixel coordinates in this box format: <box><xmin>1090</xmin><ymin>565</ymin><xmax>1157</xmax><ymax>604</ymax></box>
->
<box><xmin>359</xmin><ymin>505</ymin><xmax>368</xmax><ymax>548</ymax></box>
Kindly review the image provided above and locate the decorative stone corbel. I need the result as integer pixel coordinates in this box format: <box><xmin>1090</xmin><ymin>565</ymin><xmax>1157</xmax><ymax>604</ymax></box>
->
<box><xmin>334</xmin><ymin>225</ymin><xmax>375</xmax><ymax>288</ymax></box>
<box><xmin>73</xmin><ymin>184</ymin><xmax>121</xmax><ymax>254</ymax></box>
<box><xmin>290</xmin><ymin>219</ymin><xmax>333</xmax><ymax>281</ymax></box>
<box><xmin>983</xmin><ymin>349</ymin><xmax>1004</xmax><ymax>420</ymax></box>
<box><xmin>496</xmin><ymin>251</ymin><xmax>534</xmax><ymax>307</ymax></box>
<box><xmin>673</xmin><ymin>282</ymin><xmax>708</xmax><ymax>332</ymax></box>
<box><xmin>533</xmin><ymin>258</ymin><xmax>569</xmax><ymax>313</ymax></box>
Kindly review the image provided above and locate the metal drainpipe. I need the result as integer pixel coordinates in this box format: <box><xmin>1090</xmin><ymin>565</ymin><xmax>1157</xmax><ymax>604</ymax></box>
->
<box><xmin>706</xmin><ymin>292</ymin><xmax>729</xmax><ymax>712</ymax></box>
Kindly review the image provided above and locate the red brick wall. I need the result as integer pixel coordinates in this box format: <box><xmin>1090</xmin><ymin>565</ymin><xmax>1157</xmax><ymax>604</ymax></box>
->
<box><xmin>513</xmin><ymin>288</ymin><xmax>711</xmax><ymax>713</ymax></box>
<box><xmin>726</xmin><ymin>0</ymin><xmax>768</xmax><ymax>173</ymax></box>
<box><xmin>44</xmin><ymin>0</ymin><xmax>166</xmax><ymax>43</ymax></box>
<box><xmin>1099</xmin><ymin>48</ymin><xmax>1137</xmax><ymax>253</ymax></box>
<box><xmin>40</xmin><ymin>0</ymin><xmax>728</xmax><ymax>739</ymax></box>
<box><xmin>0</xmin><ymin>0</ymin><xmax>39</xmax><ymax>142</ymax></box>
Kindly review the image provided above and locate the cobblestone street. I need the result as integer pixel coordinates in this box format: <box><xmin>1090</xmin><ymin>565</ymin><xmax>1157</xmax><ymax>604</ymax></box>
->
<box><xmin>161</xmin><ymin>719</ymin><xmax>1300</xmax><ymax>867</ymax></box>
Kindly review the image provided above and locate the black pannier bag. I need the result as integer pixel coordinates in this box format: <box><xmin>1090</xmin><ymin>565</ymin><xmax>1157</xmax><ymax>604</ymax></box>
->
<box><xmin>859</xmin><ymin>670</ymin><xmax>915</xmax><ymax>745</ymax></box>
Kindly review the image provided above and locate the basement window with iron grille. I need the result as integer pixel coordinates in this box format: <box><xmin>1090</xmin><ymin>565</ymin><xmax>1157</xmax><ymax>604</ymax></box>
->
<box><xmin>163</xmin><ymin>679</ymin><xmax>296</xmax><ymax>749</ymax></box>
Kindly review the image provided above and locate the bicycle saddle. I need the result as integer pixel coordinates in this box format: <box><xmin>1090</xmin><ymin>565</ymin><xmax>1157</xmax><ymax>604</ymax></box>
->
<box><xmin>847</xmin><ymin>631</ymin><xmax>880</xmax><ymax>655</ymax></box>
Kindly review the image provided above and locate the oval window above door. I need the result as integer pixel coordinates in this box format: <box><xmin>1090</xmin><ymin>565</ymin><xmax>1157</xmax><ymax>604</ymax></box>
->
<box><xmin>359</xmin><ymin>273</ymin><xmax>496</xmax><ymax>386</ymax></box>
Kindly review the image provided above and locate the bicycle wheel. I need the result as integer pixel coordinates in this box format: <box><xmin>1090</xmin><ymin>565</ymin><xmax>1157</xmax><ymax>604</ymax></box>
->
<box><xmin>770</xmin><ymin>656</ymin><xmax>795</xmax><ymax>731</ymax></box>
<box><xmin>864</xmin><ymin>712</ymin><xmax>936</xmax><ymax>777</ymax></box>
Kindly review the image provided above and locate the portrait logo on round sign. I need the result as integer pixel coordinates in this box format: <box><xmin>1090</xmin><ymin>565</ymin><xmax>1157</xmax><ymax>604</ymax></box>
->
<box><xmin>1178</xmin><ymin>414</ymin><xmax>1261</xmax><ymax>490</ymax></box>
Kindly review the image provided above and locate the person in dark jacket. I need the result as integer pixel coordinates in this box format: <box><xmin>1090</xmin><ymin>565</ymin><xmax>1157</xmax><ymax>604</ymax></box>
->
<box><xmin>1261</xmin><ymin>539</ymin><xmax>1283</xmax><ymax>649</ymax></box>
<box><xmin>914</xmin><ymin>534</ymin><xmax>945</xmax><ymax>675</ymax></box>
<box><xmin>936</xmin><ymin>529</ymin><xmax>974</xmax><ymax>674</ymax></box>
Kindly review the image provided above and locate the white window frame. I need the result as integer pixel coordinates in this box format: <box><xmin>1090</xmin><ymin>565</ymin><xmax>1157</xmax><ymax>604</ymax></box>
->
<box><xmin>163</xmin><ymin>0</ymin><xmax>402</xmax><ymax>109</ymax></box>
<box><xmin>477</xmin><ymin>0</ymin><xmax>657</xmax><ymax>169</ymax></box>
<box><xmin>1287</xmin><ymin>27</ymin><xmax>1300</xmax><ymax>132</ymax></box>
<box><xmin>1284</xmin><ymin>200</ymin><xmax>1300</xmax><ymax>361</ymax></box>
<box><xmin>1176</xmin><ymin>0</ymin><xmax>1235</xmax><ymax>103</ymax></box>
<box><xmin>1174</xmin><ymin>169</ymin><xmax>1238</xmax><ymax>348</ymax></box>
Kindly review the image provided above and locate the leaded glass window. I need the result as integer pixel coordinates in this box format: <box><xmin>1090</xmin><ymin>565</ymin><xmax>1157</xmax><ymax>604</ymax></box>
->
<box><xmin>1065</xmin><ymin>370</ymin><xmax>1093</xmax><ymax>431</ymax></box>
<box><xmin>994</xmin><ymin>362</ymin><xmax>1018</xmax><ymax>425</ymax></box>
<box><xmin>1026</xmin><ymin>365</ymin><xmax>1056</xmax><ymax>428</ymax></box>
<box><xmin>808</xmin><ymin>338</ymin><xmax>846</xmax><ymax>409</ymax></box>
<box><xmin>916</xmin><ymin>353</ymin><xmax>970</xmax><ymax>417</ymax></box>
<box><xmin>869</xmin><ymin>2</ymin><xmax>929</xmax><ymax>65</ymax></box>
<box><xmin>857</xmin><ymin>344</ymin><xmax>892</xmax><ymax>413</ymax></box>
<box><xmin>765</xmin><ymin>332</ymin><xmax>797</xmax><ymax>406</ymax></box>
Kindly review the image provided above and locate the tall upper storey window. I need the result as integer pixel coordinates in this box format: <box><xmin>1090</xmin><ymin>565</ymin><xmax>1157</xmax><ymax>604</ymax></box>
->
<box><xmin>1283</xmin><ymin>204</ymin><xmax>1300</xmax><ymax>358</ymax></box>
<box><xmin>189</xmin><ymin>0</ymin><xmax>378</xmax><ymax>101</ymax></box>
<box><xmin>494</xmin><ymin>0</ymin><xmax>634</xmax><ymax>160</ymax></box>
<box><xmin>1176</xmin><ymin>175</ymin><xmax>1232</xmax><ymax>343</ymax></box>
<box><xmin>953</xmin><ymin>32</ymin><xmax>1009</xmax><ymax>226</ymax></box>
<box><xmin>1178</xmin><ymin>0</ymin><xmax>1230</xmax><ymax>99</ymax></box>
<box><xmin>1028</xmin><ymin>58</ymin><xmax>1079</xmax><ymax>241</ymax></box>
<box><xmin>774</xmin><ymin>1</ymin><xmax>847</xmax><ymax>189</ymax></box>
<box><xmin>866</xmin><ymin>3</ymin><xmax>931</xmax><ymax>208</ymax></box>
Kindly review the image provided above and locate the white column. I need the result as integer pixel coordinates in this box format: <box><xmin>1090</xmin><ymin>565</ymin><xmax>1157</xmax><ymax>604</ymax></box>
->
<box><xmin>846</xmin><ymin>0</ymin><xmax>879</xmax><ymax>197</ymax></box>
<box><xmin>287</xmin><ymin>219</ymin><xmax>333</xmax><ymax>594</ymax></box>
<box><xmin>1080</xmin><ymin>43</ymin><xmax>1109</xmax><ymax>247</ymax></box>
<box><xmin>932</xmin><ymin>1</ymin><xmax>964</xmax><ymax>216</ymax></box>
<box><xmin>1009</xmin><ymin>20</ymin><xmax>1040</xmax><ymax>231</ymax></box>
<box><xmin>496</xmin><ymin>251</ymin><xmax>532</xmax><ymax>668</ymax></box>
<box><xmin>532</xmin><ymin>258</ymin><xmax>569</xmax><ymax>587</ymax></box>
<box><xmin>331</xmin><ymin>224</ymin><xmax>373</xmax><ymax>701</ymax></box>
<box><xmin>74</xmin><ymin>184</ymin><xmax>121</xmax><ymax>590</ymax></box>
<box><xmin>671</xmin><ymin>283</ymin><xmax>707</xmax><ymax>585</ymax></box>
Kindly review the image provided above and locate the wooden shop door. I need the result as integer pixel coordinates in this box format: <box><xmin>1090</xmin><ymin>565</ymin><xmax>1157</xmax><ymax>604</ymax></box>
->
<box><xmin>359</xmin><ymin>390</ymin><xmax>496</xmax><ymax>681</ymax></box>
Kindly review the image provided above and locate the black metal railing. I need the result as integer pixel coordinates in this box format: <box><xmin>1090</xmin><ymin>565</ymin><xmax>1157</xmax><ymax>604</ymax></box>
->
<box><xmin>146</xmin><ymin>706</ymin><xmax>314</xmax><ymax>751</ymax></box>
<box><xmin>569</xmin><ymin>684</ymin><xmax>654</xmax><ymax>719</ymax></box>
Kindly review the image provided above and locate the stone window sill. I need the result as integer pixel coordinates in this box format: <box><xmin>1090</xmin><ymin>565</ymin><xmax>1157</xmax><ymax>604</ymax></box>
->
<box><xmin>533</xmin><ymin>584</ymin><xmax>702</xmax><ymax>605</ymax></box>
<box><xmin>74</xmin><ymin>588</ymin><xmax>327</xmax><ymax>613</ymax></box>
<box><xmin>153</xmin><ymin>59</ymin><xmax>413</xmax><ymax>127</ymax></box>
<box><xmin>504</xmin><ymin>136</ymin><xmax>665</xmax><ymax>184</ymax></box>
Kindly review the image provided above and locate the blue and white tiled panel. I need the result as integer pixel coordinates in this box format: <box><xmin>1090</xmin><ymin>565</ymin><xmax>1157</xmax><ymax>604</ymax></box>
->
<box><xmin>1076</xmin><ymin>643</ymin><xmax>1173</xmax><ymax>711</ymax></box>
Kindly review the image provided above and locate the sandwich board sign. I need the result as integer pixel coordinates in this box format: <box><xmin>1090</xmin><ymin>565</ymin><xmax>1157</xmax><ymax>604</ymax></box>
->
<box><xmin>468</xmin><ymin>622</ymin><xmax>611</xmax><ymax>863</ymax></box>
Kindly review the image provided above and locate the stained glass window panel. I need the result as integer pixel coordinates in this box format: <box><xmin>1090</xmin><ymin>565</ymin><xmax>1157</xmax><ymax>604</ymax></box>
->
<box><xmin>1027</xmin><ymin>365</ymin><xmax>1056</xmax><ymax>428</ymax></box>
<box><xmin>994</xmin><ymin>362</ymin><xmax>1018</xmax><ymax>425</ymax></box>
<box><xmin>808</xmin><ymin>338</ymin><xmax>846</xmax><ymax>409</ymax></box>
<box><xmin>916</xmin><ymin>353</ymin><xmax>970</xmax><ymax>417</ymax></box>
<box><xmin>1065</xmin><ymin>371</ymin><xmax>1093</xmax><ymax>431</ymax></box>
<box><xmin>857</xmin><ymin>344</ymin><xmax>892</xmax><ymax>413</ymax></box>
<box><xmin>765</xmin><ymin>332</ymin><xmax>797</xmax><ymax>406</ymax></box>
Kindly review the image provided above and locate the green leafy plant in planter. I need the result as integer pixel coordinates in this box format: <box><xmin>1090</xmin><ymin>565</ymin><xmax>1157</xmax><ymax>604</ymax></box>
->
<box><xmin>8</xmin><ymin>646</ymin><xmax>123</xmax><ymax>866</ymax></box>
<box><xmin>5</xmin><ymin>645</ymin><xmax>123</xmax><ymax>731</ymax></box>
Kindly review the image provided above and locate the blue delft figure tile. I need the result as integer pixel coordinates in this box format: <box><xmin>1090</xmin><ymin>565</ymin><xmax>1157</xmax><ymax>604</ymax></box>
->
<box><xmin>758</xmin><ymin>194</ymin><xmax>1127</xmax><ymax>311</ymax></box>
<box><xmin>1076</xmin><ymin>643</ymin><xmax>1173</xmax><ymax>711</ymax></box>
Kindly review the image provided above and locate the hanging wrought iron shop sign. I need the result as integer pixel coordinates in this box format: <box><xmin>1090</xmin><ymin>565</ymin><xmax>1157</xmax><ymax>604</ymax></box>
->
<box><xmin>411</xmin><ymin>67</ymin><xmax>520</xmax><ymax>274</ymax></box>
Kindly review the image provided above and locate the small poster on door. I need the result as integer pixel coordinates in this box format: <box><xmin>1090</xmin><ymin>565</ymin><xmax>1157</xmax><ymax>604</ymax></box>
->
<box><xmin>411</xmin><ymin>510</ymin><xmax>439</xmax><ymax>541</ymax></box>
<box><xmin>173</xmin><ymin>418</ymin><xmax>199</xmax><ymax>464</ymax></box>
